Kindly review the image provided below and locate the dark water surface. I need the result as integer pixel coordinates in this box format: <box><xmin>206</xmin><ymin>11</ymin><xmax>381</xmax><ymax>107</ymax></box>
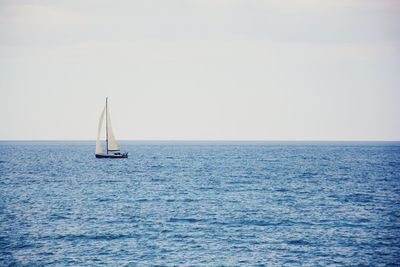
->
<box><xmin>1</xmin><ymin>141</ymin><xmax>400</xmax><ymax>266</ymax></box>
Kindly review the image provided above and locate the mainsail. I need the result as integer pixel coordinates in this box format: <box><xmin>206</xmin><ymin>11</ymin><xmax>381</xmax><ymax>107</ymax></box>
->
<box><xmin>96</xmin><ymin>107</ymin><xmax>106</xmax><ymax>154</ymax></box>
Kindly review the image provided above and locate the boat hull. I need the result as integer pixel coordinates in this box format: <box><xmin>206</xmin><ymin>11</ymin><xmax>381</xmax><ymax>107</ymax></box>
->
<box><xmin>95</xmin><ymin>153</ymin><xmax>128</xmax><ymax>158</ymax></box>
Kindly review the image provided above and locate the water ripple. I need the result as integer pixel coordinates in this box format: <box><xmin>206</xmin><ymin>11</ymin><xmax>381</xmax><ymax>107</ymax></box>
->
<box><xmin>0</xmin><ymin>141</ymin><xmax>399</xmax><ymax>265</ymax></box>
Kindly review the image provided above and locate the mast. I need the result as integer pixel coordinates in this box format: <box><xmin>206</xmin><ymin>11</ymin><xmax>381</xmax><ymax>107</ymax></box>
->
<box><xmin>105</xmin><ymin>97</ymin><xmax>108</xmax><ymax>155</ymax></box>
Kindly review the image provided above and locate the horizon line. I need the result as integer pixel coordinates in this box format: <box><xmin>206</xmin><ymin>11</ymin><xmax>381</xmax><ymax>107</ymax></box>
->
<box><xmin>1</xmin><ymin>139</ymin><xmax>399</xmax><ymax>142</ymax></box>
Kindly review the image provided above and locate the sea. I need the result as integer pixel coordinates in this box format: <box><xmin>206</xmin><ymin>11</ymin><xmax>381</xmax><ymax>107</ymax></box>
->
<box><xmin>0</xmin><ymin>141</ymin><xmax>399</xmax><ymax>266</ymax></box>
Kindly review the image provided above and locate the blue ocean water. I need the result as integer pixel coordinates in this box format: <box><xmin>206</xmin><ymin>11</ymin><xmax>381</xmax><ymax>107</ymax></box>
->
<box><xmin>0</xmin><ymin>141</ymin><xmax>400</xmax><ymax>266</ymax></box>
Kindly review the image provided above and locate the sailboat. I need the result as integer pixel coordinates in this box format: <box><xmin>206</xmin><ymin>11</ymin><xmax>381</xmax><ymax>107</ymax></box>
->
<box><xmin>95</xmin><ymin>98</ymin><xmax>128</xmax><ymax>158</ymax></box>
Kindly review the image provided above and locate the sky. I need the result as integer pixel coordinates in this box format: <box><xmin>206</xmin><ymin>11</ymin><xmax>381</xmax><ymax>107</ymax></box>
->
<box><xmin>0</xmin><ymin>0</ymin><xmax>399</xmax><ymax>140</ymax></box>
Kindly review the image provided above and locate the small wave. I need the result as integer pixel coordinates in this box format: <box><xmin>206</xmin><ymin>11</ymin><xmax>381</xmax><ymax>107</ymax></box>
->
<box><xmin>287</xmin><ymin>239</ymin><xmax>312</xmax><ymax>246</ymax></box>
<box><xmin>150</xmin><ymin>165</ymin><xmax>163</xmax><ymax>169</ymax></box>
<box><xmin>137</xmin><ymin>198</ymin><xmax>152</xmax><ymax>202</ymax></box>
<box><xmin>49</xmin><ymin>214</ymin><xmax>68</xmax><ymax>220</ymax></box>
<box><xmin>169</xmin><ymin>218</ymin><xmax>206</xmax><ymax>223</ymax></box>
<box><xmin>151</xmin><ymin>177</ymin><xmax>164</xmax><ymax>182</ymax></box>
<box><xmin>388</xmin><ymin>161</ymin><xmax>400</xmax><ymax>167</ymax></box>
<box><xmin>239</xmin><ymin>220</ymin><xmax>278</xmax><ymax>227</ymax></box>
<box><xmin>7</xmin><ymin>243</ymin><xmax>36</xmax><ymax>250</ymax></box>
<box><xmin>166</xmin><ymin>198</ymin><xmax>196</xmax><ymax>203</ymax></box>
<box><xmin>102</xmin><ymin>180</ymin><xmax>122</xmax><ymax>183</ymax></box>
<box><xmin>276</xmin><ymin>188</ymin><xmax>290</xmax><ymax>192</ymax></box>
<box><xmin>211</xmin><ymin>221</ymin><xmax>229</xmax><ymax>226</ymax></box>
<box><xmin>51</xmin><ymin>233</ymin><xmax>137</xmax><ymax>241</ymax></box>
<box><xmin>342</xmin><ymin>193</ymin><xmax>372</xmax><ymax>203</ymax></box>
<box><xmin>239</xmin><ymin>219</ymin><xmax>305</xmax><ymax>227</ymax></box>
<box><xmin>172</xmin><ymin>233</ymin><xmax>190</xmax><ymax>239</ymax></box>
<box><xmin>199</xmin><ymin>187</ymin><xmax>214</xmax><ymax>190</ymax></box>
<box><xmin>227</xmin><ymin>180</ymin><xmax>253</xmax><ymax>185</ymax></box>
<box><xmin>96</xmin><ymin>198</ymin><xmax>111</xmax><ymax>202</ymax></box>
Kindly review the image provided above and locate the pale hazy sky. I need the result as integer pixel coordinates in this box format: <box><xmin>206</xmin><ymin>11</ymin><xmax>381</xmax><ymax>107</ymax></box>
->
<box><xmin>1</xmin><ymin>0</ymin><xmax>399</xmax><ymax>140</ymax></box>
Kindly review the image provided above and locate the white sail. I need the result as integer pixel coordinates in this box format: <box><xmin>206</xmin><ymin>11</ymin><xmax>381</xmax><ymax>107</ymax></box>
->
<box><xmin>96</xmin><ymin>98</ymin><xmax>126</xmax><ymax>157</ymax></box>
<box><xmin>96</xmin><ymin>107</ymin><xmax>106</xmax><ymax>154</ymax></box>
<box><xmin>106</xmin><ymin>107</ymin><xmax>120</xmax><ymax>151</ymax></box>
